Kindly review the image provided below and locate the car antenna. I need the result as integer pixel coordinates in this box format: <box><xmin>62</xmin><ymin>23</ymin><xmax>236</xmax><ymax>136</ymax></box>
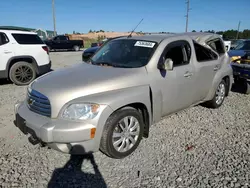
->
<box><xmin>127</xmin><ymin>18</ymin><xmax>144</xmax><ymax>38</ymax></box>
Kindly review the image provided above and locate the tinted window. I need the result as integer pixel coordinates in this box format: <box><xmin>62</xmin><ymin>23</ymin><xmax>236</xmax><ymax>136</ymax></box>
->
<box><xmin>194</xmin><ymin>41</ymin><xmax>218</xmax><ymax>62</ymax></box>
<box><xmin>12</xmin><ymin>34</ymin><xmax>44</xmax><ymax>44</ymax></box>
<box><xmin>0</xmin><ymin>33</ymin><xmax>9</xmax><ymax>45</ymax></box>
<box><xmin>207</xmin><ymin>38</ymin><xmax>225</xmax><ymax>55</ymax></box>
<box><xmin>90</xmin><ymin>39</ymin><xmax>158</xmax><ymax>68</ymax></box>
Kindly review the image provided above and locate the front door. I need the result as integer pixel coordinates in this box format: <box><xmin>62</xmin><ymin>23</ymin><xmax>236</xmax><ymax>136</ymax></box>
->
<box><xmin>0</xmin><ymin>32</ymin><xmax>13</xmax><ymax>72</ymax></box>
<box><xmin>160</xmin><ymin>40</ymin><xmax>197</xmax><ymax>115</ymax></box>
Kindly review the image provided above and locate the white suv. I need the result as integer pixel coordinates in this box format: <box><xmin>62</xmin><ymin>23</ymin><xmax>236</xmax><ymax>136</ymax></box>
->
<box><xmin>0</xmin><ymin>29</ymin><xmax>51</xmax><ymax>85</ymax></box>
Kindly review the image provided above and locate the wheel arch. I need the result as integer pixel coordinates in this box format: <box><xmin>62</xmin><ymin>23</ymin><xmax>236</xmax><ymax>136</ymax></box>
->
<box><xmin>6</xmin><ymin>56</ymin><xmax>39</xmax><ymax>77</ymax></box>
<box><xmin>222</xmin><ymin>75</ymin><xmax>230</xmax><ymax>96</ymax></box>
<box><xmin>111</xmin><ymin>102</ymin><xmax>150</xmax><ymax>138</ymax></box>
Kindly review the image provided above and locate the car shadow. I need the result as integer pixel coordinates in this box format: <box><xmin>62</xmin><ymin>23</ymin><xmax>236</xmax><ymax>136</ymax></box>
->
<box><xmin>0</xmin><ymin>79</ymin><xmax>12</xmax><ymax>85</ymax></box>
<box><xmin>47</xmin><ymin>146</ymin><xmax>107</xmax><ymax>188</ymax></box>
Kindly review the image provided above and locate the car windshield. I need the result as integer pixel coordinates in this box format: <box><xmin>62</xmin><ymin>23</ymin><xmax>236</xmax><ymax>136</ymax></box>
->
<box><xmin>234</xmin><ymin>41</ymin><xmax>250</xmax><ymax>50</ymax></box>
<box><xmin>89</xmin><ymin>39</ymin><xmax>158</xmax><ymax>68</ymax></box>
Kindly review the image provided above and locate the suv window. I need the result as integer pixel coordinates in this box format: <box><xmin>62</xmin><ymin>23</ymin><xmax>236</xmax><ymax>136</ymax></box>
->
<box><xmin>193</xmin><ymin>41</ymin><xmax>218</xmax><ymax>62</ymax></box>
<box><xmin>163</xmin><ymin>41</ymin><xmax>191</xmax><ymax>67</ymax></box>
<box><xmin>207</xmin><ymin>38</ymin><xmax>225</xmax><ymax>55</ymax></box>
<box><xmin>0</xmin><ymin>33</ymin><xmax>9</xmax><ymax>45</ymax></box>
<box><xmin>12</xmin><ymin>33</ymin><xmax>44</xmax><ymax>45</ymax></box>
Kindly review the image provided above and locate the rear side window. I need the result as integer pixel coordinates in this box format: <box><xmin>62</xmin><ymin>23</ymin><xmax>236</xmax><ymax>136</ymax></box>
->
<box><xmin>12</xmin><ymin>34</ymin><xmax>44</xmax><ymax>45</ymax></box>
<box><xmin>206</xmin><ymin>38</ymin><xmax>225</xmax><ymax>55</ymax></box>
<box><xmin>193</xmin><ymin>41</ymin><xmax>218</xmax><ymax>62</ymax></box>
<box><xmin>0</xmin><ymin>32</ymin><xmax>9</xmax><ymax>46</ymax></box>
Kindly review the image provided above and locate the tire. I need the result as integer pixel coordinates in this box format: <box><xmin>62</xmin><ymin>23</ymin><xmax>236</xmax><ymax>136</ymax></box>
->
<box><xmin>203</xmin><ymin>80</ymin><xmax>226</xmax><ymax>108</ymax></box>
<box><xmin>100</xmin><ymin>108</ymin><xmax>144</xmax><ymax>159</ymax></box>
<box><xmin>242</xmin><ymin>80</ymin><xmax>250</xmax><ymax>95</ymax></box>
<box><xmin>9</xmin><ymin>61</ymin><xmax>37</xmax><ymax>86</ymax></box>
<box><xmin>73</xmin><ymin>45</ymin><xmax>80</xmax><ymax>51</ymax></box>
<box><xmin>234</xmin><ymin>78</ymin><xmax>250</xmax><ymax>94</ymax></box>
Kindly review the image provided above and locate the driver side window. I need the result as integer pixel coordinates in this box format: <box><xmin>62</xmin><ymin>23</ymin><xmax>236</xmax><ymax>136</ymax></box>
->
<box><xmin>163</xmin><ymin>40</ymin><xmax>190</xmax><ymax>67</ymax></box>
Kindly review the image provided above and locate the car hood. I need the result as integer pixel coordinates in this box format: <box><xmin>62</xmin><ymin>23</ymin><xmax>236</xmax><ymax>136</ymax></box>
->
<box><xmin>83</xmin><ymin>46</ymin><xmax>100</xmax><ymax>53</ymax></box>
<box><xmin>228</xmin><ymin>50</ymin><xmax>246</xmax><ymax>57</ymax></box>
<box><xmin>31</xmin><ymin>62</ymin><xmax>148</xmax><ymax>117</ymax></box>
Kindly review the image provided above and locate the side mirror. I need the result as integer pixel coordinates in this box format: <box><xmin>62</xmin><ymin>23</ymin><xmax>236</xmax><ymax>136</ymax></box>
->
<box><xmin>158</xmin><ymin>58</ymin><xmax>173</xmax><ymax>71</ymax></box>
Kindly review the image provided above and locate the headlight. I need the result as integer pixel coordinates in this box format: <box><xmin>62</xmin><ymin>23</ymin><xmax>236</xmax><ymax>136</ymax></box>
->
<box><xmin>61</xmin><ymin>103</ymin><xmax>100</xmax><ymax>120</ymax></box>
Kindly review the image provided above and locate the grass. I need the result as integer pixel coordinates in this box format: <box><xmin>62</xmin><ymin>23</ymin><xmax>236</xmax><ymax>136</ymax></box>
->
<box><xmin>83</xmin><ymin>38</ymin><xmax>98</xmax><ymax>49</ymax></box>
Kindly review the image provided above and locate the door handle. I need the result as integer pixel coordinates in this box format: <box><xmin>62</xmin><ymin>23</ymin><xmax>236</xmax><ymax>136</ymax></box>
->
<box><xmin>214</xmin><ymin>65</ymin><xmax>220</xmax><ymax>71</ymax></box>
<box><xmin>184</xmin><ymin>71</ymin><xmax>193</xmax><ymax>77</ymax></box>
<box><xmin>4</xmin><ymin>51</ymin><xmax>11</xmax><ymax>54</ymax></box>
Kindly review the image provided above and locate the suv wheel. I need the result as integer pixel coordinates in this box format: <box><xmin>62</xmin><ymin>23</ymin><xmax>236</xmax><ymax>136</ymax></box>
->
<box><xmin>73</xmin><ymin>45</ymin><xmax>80</xmax><ymax>51</ymax></box>
<box><xmin>100</xmin><ymin>108</ymin><xmax>144</xmax><ymax>159</ymax></box>
<box><xmin>203</xmin><ymin>80</ymin><xmax>226</xmax><ymax>108</ymax></box>
<box><xmin>9</xmin><ymin>61</ymin><xmax>37</xmax><ymax>86</ymax></box>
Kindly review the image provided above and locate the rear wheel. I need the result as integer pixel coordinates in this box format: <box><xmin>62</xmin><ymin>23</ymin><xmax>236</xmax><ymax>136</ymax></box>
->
<box><xmin>9</xmin><ymin>61</ymin><xmax>36</xmax><ymax>86</ymax></box>
<box><xmin>203</xmin><ymin>80</ymin><xmax>226</xmax><ymax>108</ymax></box>
<box><xmin>100</xmin><ymin>108</ymin><xmax>144</xmax><ymax>159</ymax></box>
<box><xmin>73</xmin><ymin>45</ymin><xmax>80</xmax><ymax>51</ymax></box>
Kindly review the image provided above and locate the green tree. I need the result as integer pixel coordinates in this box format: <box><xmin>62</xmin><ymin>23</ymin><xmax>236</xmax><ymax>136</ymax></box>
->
<box><xmin>192</xmin><ymin>30</ymin><xmax>196</xmax><ymax>32</ymax></box>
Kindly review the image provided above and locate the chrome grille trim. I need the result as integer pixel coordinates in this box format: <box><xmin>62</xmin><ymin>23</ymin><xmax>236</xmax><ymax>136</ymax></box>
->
<box><xmin>27</xmin><ymin>89</ymin><xmax>51</xmax><ymax>117</ymax></box>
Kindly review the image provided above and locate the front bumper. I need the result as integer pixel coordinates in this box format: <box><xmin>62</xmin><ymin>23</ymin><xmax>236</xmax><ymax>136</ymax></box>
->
<box><xmin>14</xmin><ymin>101</ymin><xmax>112</xmax><ymax>154</ymax></box>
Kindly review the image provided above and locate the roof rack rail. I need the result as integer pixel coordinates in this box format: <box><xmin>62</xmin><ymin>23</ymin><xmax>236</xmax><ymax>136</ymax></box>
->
<box><xmin>0</xmin><ymin>27</ymin><xmax>33</xmax><ymax>32</ymax></box>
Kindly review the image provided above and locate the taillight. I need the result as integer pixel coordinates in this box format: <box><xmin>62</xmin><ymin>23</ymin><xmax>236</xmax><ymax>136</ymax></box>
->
<box><xmin>42</xmin><ymin>46</ymin><xmax>49</xmax><ymax>55</ymax></box>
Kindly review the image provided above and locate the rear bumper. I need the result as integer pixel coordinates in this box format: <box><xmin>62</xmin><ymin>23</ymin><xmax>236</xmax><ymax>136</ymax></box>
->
<box><xmin>14</xmin><ymin>101</ymin><xmax>112</xmax><ymax>154</ymax></box>
<box><xmin>37</xmin><ymin>61</ymin><xmax>51</xmax><ymax>75</ymax></box>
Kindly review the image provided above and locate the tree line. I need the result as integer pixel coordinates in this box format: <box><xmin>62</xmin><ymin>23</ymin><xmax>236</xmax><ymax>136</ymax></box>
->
<box><xmin>191</xmin><ymin>29</ymin><xmax>250</xmax><ymax>40</ymax></box>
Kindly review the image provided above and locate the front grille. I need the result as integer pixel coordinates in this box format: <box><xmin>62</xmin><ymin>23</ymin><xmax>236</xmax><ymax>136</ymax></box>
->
<box><xmin>27</xmin><ymin>89</ymin><xmax>51</xmax><ymax>117</ymax></box>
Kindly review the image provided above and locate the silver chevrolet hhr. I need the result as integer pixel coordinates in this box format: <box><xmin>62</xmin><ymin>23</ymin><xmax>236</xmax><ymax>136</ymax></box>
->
<box><xmin>14</xmin><ymin>32</ymin><xmax>233</xmax><ymax>159</ymax></box>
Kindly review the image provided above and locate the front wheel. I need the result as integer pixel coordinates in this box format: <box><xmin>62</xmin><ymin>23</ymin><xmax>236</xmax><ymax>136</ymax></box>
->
<box><xmin>100</xmin><ymin>108</ymin><xmax>144</xmax><ymax>159</ymax></box>
<box><xmin>203</xmin><ymin>80</ymin><xmax>226</xmax><ymax>108</ymax></box>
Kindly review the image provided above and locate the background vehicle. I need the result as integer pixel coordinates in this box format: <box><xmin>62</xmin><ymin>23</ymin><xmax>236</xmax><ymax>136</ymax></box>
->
<box><xmin>82</xmin><ymin>37</ymin><xmax>121</xmax><ymax>61</ymax></box>
<box><xmin>230</xmin><ymin>39</ymin><xmax>245</xmax><ymax>49</ymax></box>
<box><xmin>231</xmin><ymin>52</ymin><xmax>250</xmax><ymax>94</ymax></box>
<box><xmin>44</xmin><ymin>35</ymin><xmax>84</xmax><ymax>51</ymax></box>
<box><xmin>0</xmin><ymin>29</ymin><xmax>51</xmax><ymax>85</ymax></box>
<box><xmin>91</xmin><ymin>38</ymin><xmax>108</xmax><ymax>47</ymax></box>
<box><xmin>228</xmin><ymin>40</ymin><xmax>250</xmax><ymax>60</ymax></box>
<box><xmin>15</xmin><ymin>33</ymin><xmax>233</xmax><ymax>159</ymax></box>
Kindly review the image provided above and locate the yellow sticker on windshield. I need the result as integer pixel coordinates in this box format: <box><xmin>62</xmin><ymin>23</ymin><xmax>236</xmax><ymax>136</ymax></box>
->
<box><xmin>134</xmin><ymin>41</ymin><xmax>156</xmax><ymax>48</ymax></box>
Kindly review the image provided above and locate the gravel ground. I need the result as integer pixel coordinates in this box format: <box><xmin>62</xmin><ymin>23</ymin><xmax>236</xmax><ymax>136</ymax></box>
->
<box><xmin>0</xmin><ymin>51</ymin><xmax>250</xmax><ymax>188</ymax></box>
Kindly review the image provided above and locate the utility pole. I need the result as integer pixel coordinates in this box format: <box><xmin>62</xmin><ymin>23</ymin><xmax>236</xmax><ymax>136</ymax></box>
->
<box><xmin>185</xmin><ymin>0</ymin><xmax>191</xmax><ymax>32</ymax></box>
<box><xmin>52</xmin><ymin>0</ymin><xmax>56</xmax><ymax>36</ymax></box>
<box><xmin>236</xmin><ymin>21</ymin><xmax>241</xmax><ymax>39</ymax></box>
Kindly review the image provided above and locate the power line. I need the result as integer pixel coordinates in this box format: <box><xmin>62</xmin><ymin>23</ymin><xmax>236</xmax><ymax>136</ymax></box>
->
<box><xmin>52</xmin><ymin>0</ymin><xmax>56</xmax><ymax>36</ymax></box>
<box><xmin>185</xmin><ymin>0</ymin><xmax>191</xmax><ymax>32</ymax></box>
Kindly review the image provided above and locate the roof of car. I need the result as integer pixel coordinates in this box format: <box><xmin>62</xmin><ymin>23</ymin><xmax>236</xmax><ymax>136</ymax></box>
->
<box><xmin>114</xmin><ymin>32</ymin><xmax>221</xmax><ymax>43</ymax></box>
<box><xmin>0</xmin><ymin>29</ymin><xmax>37</xmax><ymax>35</ymax></box>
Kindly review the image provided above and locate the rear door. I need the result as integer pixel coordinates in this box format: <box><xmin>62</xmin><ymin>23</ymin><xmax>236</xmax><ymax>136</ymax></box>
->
<box><xmin>192</xmin><ymin>40</ymin><xmax>221</xmax><ymax>102</ymax></box>
<box><xmin>0</xmin><ymin>32</ymin><xmax>13</xmax><ymax>72</ymax></box>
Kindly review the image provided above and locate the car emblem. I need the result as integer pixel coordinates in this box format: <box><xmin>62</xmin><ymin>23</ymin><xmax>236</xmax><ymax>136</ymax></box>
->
<box><xmin>28</xmin><ymin>98</ymin><xmax>35</xmax><ymax>105</ymax></box>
